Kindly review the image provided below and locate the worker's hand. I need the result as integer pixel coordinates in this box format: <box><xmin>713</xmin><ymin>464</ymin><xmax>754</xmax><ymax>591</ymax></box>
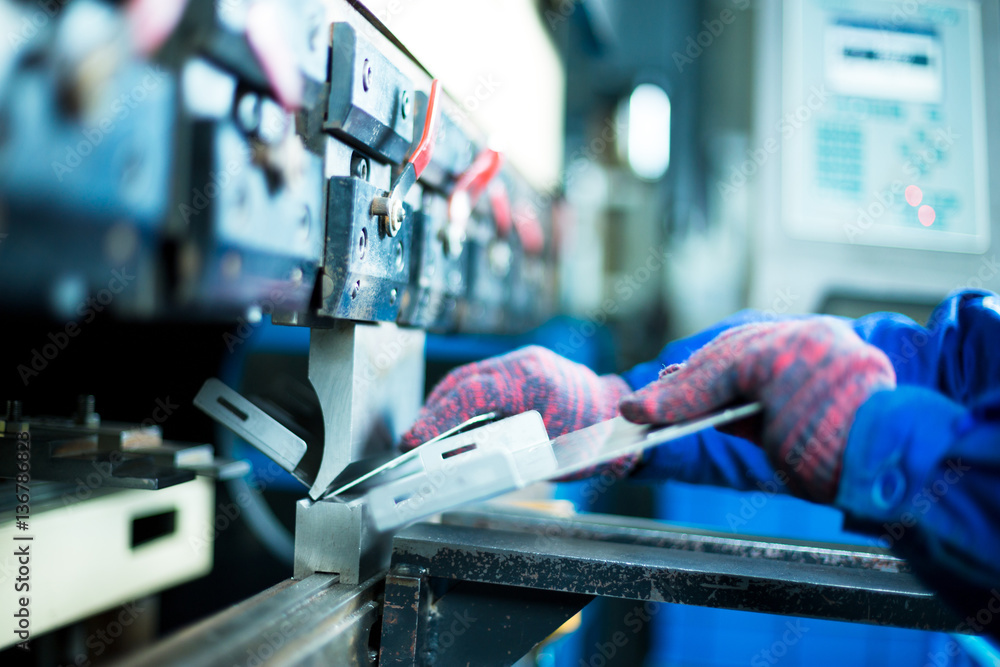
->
<box><xmin>400</xmin><ymin>346</ymin><xmax>638</xmax><ymax>480</ymax></box>
<box><xmin>619</xmin><ymin>319</ymin><xmax>896</xmax><ymax>502</ymax></box>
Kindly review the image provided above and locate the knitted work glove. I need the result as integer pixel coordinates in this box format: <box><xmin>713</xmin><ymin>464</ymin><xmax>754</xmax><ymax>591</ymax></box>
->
<box><xmin>619</xmin><ymin>319</ymin><xmax>896</xmax><ymax>502</ymax></box>
<box><xmin>400</xmin><ymin>346</ymin><xmax>637</xmax><ymax>481</ymax></box>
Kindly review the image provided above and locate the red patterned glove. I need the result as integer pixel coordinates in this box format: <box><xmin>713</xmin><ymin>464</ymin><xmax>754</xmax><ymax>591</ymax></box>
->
<box><xmin>619</xmin><ymin>319</ymin><xmax>896</xmax><ymax>502</ymax></box>
<box><xmin>400</xmin><ymin>346</ymin><xmax>636</xmax><ymax>480</ymax></box>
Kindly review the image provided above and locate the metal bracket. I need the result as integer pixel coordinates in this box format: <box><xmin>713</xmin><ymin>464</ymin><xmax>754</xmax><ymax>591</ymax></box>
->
<box><xmin>194</xmin><ymin>378</ymin><xmax>312</xmax><ymax>486</ymax></box>
<box><xmin>364</xmin><ymin>411</ymin><xmax>554</xmax><ymax>532</ymax></box>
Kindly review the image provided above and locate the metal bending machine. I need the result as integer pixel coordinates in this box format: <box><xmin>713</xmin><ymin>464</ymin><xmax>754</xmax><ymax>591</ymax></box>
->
<box><xmin>0</xmin><ymin>1</ymin><xmax>976</xmax><ymax>665</ymax></box>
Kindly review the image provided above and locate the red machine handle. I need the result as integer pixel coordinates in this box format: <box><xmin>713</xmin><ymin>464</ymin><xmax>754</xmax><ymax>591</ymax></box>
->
<box><xmin>448</xmin><ymin>148</ymin><xmax>503</xmax><ymax>227</ymax></box>
<box><xmin>409</xmin><ymin>79</ymin><xmax>443</xmax><ymax>179</ymax></box>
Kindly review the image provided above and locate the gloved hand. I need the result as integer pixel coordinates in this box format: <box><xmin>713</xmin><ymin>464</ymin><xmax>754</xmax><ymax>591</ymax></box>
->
<box><xmin>619</xmin><ymin>319</ymin><xmax>896</xmax><ymax>502</ymax></box>
<box><xmin>400</xmin><ymin>346</ymin><xmax>637</xmax><ymax>480</ymax></box>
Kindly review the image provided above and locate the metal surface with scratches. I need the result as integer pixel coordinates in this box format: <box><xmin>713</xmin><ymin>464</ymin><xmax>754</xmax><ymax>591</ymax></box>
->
<box><xmin>377</xmin><ymin>505</ymin><xmax>966</xmax><ymax>666</ymax></box>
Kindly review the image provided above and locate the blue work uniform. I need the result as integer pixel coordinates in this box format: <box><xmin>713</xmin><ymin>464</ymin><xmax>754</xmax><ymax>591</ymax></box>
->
<box><xmin>622</xmin><ymin>289</ymin><xmax>1000</xmax><ymax>636</ymax></box>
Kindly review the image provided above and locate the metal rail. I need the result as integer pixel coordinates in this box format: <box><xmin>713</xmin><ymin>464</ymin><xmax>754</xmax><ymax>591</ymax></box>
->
<box><xmin>379</xmin><ymin>506</ymin><xmax>965</xmax><ymax>666</ymax></box>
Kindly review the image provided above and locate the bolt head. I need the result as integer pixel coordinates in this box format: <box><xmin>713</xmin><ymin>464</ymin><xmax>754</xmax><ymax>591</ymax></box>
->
<box><xmin>386</xmin><ymin>199</ymin><xmax>404</xmax><ymax>236</ymax></box>
<box><xmin>362</xmin><ymin>59</ymin><xmax>372</xmax><ymax>92</ymax></box>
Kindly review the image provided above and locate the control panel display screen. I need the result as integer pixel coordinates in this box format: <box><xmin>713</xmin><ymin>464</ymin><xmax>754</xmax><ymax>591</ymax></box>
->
<box><xmin>781</xmin><ymin>0</ymin><xmax>989</xmax><ymax>252</ymax></box>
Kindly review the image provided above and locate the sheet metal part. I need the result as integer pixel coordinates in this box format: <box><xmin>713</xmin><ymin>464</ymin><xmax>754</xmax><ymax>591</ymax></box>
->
<box><xmin>366</xmin><ymin>411</ymin><xmax>553</xmax><ymax>531</ymax></box>
<box><xmin>356</xmin><ymin>403</ymin><xmax>763</xmax><ymax>532</ymax></box>
<box><xmin>328</xmin><ymin>411</ymin><xmax>498</xmax><ymax>497</ymax></box>
<box><xmin>194</xmin><ymin>378</ymin><xmax>310</xmax><ymax>483</ymax></box>
<box><xmin>385</xmin><ymin>507</ymin><xmax>965</xmax><ymax>636</ymax></box>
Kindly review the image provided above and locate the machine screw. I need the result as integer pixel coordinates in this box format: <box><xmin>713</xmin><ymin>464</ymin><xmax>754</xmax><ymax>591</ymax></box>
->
<box><xmin>6</xmin><ymin>400</ymin><xmax>22</xmax><ymax>422</ymax></box>
<box><xmin>75</xmin><ymin>394</ymin><xmax>96</xmax><ymax>426</ymax></box>
<box><xmin>362</xmin><ymin>59</ymin><xmax>373</xmax><ymax>92</ymax></box>
<box><xmin>394</xmin><ymin>241</ymin><xmax>404</xmax><ymax>272</ymax></box>
<box><xmin>401</xmin><ymin>90</ymin><xmax>410</xmax><ymax>119</ymax></box>
<box><xmin>235</xmin><ymin>92</ymin><xmax>262</xmax><ymax>135</ymax></box>
<box><xmin>351</xmin><ymin>154</ymin><xmax>370</xmax><ymax>181</ymax></box>
<box><xmin>389</xmin><ymin>288</ymin><xmax>397</xmax><ymax>306</ymax></box>
<box><xmin>371</xmin><ymin>196</ymin><xmax>404</xmax><ymax>237</ymax></box>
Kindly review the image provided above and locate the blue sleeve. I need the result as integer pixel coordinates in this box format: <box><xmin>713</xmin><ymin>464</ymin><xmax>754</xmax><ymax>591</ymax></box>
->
<box><xmin>835</xmin><ymin>292</ymin><xmax>1000</xmax><ymax>617</ymax></box>
<box><xmin>850</xmin><ymin>290</ymin><xmax>1000</xmax><ymax>402</ymax></box>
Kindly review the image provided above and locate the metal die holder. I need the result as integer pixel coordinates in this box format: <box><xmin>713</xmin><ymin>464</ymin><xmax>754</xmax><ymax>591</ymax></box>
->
<box><xmin>326</xmin><ymin>22</ymin><xmax>415</xmax><ymax>164</ymax></box>
<box><xmin>320</xmin><ymin>176</ymin><xmax>414</xmax><ymax>322</ymax></box>
<box><xmin>397</xmin><ymin>194</ymin><xmax>467</xmax><ymax>330</ymax></box>
<box><xmin>366</xmin><ymin>412</ymin><xmax>555</xmax><ymax>532</ymax></box>
<box><xmin>179</xmin><ymin>119</ymin><xmax>324</xmax><ymax>314</ymax></box>
<box><xmin>294</xmin><ymin>494</ymin><xmax>392</xmax><ymax>586</ymax></box>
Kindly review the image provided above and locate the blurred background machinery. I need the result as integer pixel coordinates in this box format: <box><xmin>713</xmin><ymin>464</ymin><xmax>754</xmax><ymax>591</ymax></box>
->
<box><xmin>1</xmin><ymin>0</ymin><xmax>999</xmax><ymax>666</ymax></box>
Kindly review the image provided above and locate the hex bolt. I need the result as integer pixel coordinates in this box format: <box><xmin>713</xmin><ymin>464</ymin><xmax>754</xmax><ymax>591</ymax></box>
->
<box><xmin>371</xmin><ymin>196</ymin><xmax>404</xmax><ymax>237</ymax></box>
<box><xmin>362</xmin><ymin>59</ymin><xmax>372</xmax><ymax>92</ymax></box>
